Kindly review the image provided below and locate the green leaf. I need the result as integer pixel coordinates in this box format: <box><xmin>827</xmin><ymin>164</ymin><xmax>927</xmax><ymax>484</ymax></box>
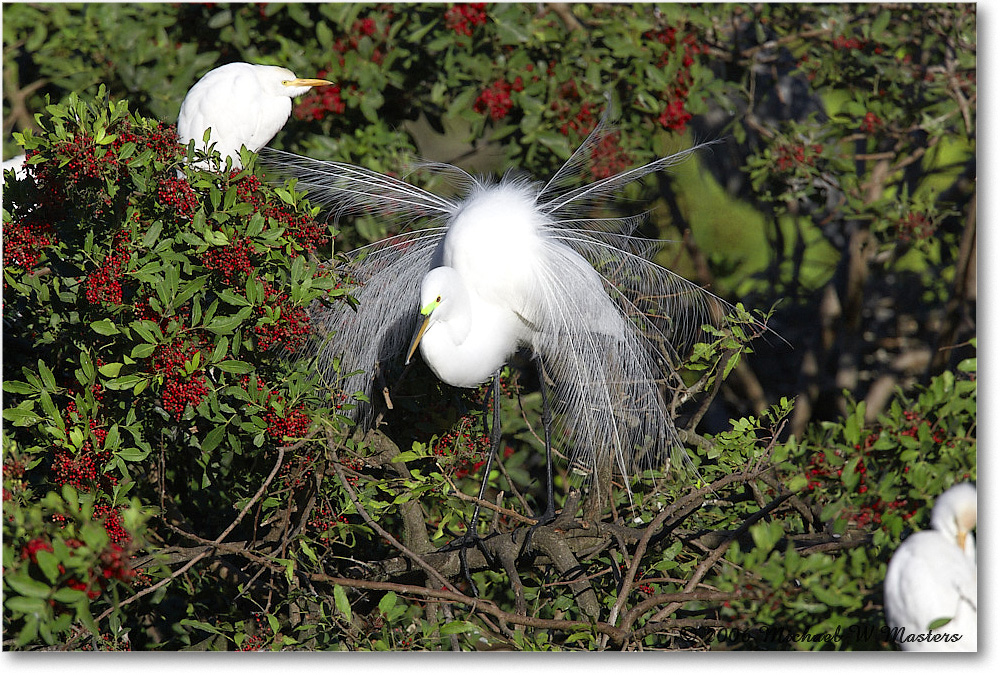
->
<box><xmin>6</xmin><ymin>574</ymin><xmax>53</xmax><ymax>599</ymax></box>
<box><xmin>90</xmin><ymin>319</ymin><xmax>120</xmax><ymax>336</ymax></box>
<box><xmin>202</xmin><ymin>425</ymin><xmax>227</xmax><ymax>454</ymax></box>
<box><xmin>104</xmin><ymin>375</ymin><xmax>145</xmax><ymax>391</ymax></box>
<box><xmin>35</xmin><ymin>550</ymin><xmax>61</xmax><ymax>584</ymax></box>
<box><xmin>333</xmin><ymin>584</ymin><xmax>352</xmax><ymax>622</ymax></box>
<box><xmin>5</xmin><ymin>596</ymin><xmax>48</xmax><ymax>615</ymax></box>
<box><xmin>214</xmin><ymin>360</ymin><xmax>253</xmax><ymax>374</ymax></box>
<box><xmin>3</xmin><ymin>407</ymin><xmax>42</xmax><ymax>426</ymax></box>
<box><xmin>441</xmin><ymin>620</ymin><xmax>478</xmax><ymax>635</ymax></box>
<box><xmin>98</xmin><ymin>362</ymin><xmax>123</xmax><ymax>378</ymax></box>
<box><xmin>378</xmin><ymin>591</ymin><xmax>397</xmax><ymax>615</ymax></box>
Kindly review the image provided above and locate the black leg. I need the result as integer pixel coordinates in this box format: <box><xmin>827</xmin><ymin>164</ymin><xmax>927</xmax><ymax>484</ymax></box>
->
<box><xmin>536</xmin><ymin>357</ymin><xmax>556</xmax><ymax>525</ymax></box>
<box><xmin>438</xmin><ymin>369</ymin><xmax>503</xmax><ymax>596</ymax></box>
<box><xmin>518</xmin><ymin>359</ymin><xmax>558</xmax><ymax>558</ymax></box>
<box><xmin>467</xmin><ymin>370</ymin><xmax>503</xmax><ymax>530</ymax></box>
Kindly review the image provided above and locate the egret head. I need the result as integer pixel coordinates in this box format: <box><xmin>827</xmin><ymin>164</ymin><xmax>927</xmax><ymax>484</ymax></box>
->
<box><xmin>258</xmin><ymin>66</ymin><xmax>332</xmax><ymax>98</ymax></box>
<box><xmin>405</xmin><ymin>267</ymin><xmax>464</xmax><ymax>364</ymax></box>
<box><xmin>930</xmin><ymin>482</ymin><xmax>977</xmax><ymax>550</ymax></box>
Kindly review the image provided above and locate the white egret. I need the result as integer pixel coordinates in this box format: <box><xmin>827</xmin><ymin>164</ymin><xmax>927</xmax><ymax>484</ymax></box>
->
<box><xmin>177</xmin><ymin>62</ymin><xmax>332</xmax><ymax>169</ymax></box>
<box><xmin>263</xmin><ymin>117</ymin><xmax>754</xmax><ymax>520</ymax></box>
<box><xmin>2</xmin><ymin>154</ymin><xmax>28</xmax><ymax>180</ymax></box>
<box><xmin>884</xmin><ymin>482</ymin><xmax>977</xmax><ymax>651</ymax></box>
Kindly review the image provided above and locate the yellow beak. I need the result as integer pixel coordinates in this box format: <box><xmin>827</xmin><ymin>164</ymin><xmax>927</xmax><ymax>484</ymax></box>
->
<box><xmin>283</xmin><ymin>78</ymin><xmax>334</xmax><ymax>88</ymax></box>
<box><xmin>957</xmin><ymin>529</ymin><xmax>967</xmax><ymax>551</ymax></box>
<box><xmin>405</xmin><ymin>315</ymin><xmax>432</xmax><ymax>365</ymax></box>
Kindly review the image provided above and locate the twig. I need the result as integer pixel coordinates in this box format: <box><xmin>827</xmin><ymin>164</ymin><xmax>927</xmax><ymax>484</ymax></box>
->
<box><xmin>65</xmin><ymin>446</ymin><xmax>287</xmax><ymax>648</ymax></box>
<box><xmin>326</xmin><ymin>430</ymin><xmax>464</xmax><ymax>595</ymax></box>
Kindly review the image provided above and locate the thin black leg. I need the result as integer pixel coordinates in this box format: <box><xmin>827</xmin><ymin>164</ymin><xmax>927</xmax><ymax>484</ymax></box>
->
<box><xmin>469</xmin><ymin>370</ymin><xmax>503</xmax><ymax>529</ymax></box>
<box><xmin>439</xmin><ymin>369</ymin><xmax>503</xmax><ymax>596</ymax></box>
<box><xmin>537</xmin><ymin>357</ymin><xmax>556</xmax><ymax>524</ymax></box>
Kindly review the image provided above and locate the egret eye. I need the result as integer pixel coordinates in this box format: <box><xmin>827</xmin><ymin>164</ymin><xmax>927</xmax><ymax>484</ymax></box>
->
<box><xmin>436</xmin><ymin>295</ymin><xmax>442</xmax><ymax>303</ymax></box>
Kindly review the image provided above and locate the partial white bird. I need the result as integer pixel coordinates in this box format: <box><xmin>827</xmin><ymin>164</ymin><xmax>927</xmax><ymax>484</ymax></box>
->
<box><xmin>884</xmin><ymin>482</ymin><xmax>977</xmax><ymax>651</ymax></box>
<box><xmin>263</xmin><ymin>116</ymin><xmax>756</xmax><ymax>519</ymax></box>
<box><xmin>2</xmin><ymin>154</ymin><xmax>28</xmax><ymax>180</ymax></box>
<box><xmin>177</xmin><ymin>62</ymin><xmax>331</xmax><ymax>169</ymax></box>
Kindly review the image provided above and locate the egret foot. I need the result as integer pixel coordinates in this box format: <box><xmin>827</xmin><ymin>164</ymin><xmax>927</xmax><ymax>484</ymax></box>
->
<box><xmin>438</xmin><ymin>527</ymin><xmax>495</xmax><ymax>597</ymax></box>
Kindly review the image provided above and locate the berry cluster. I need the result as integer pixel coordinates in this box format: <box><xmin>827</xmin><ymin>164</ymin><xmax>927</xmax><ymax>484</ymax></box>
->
<box><xmin>307</xmin><ymin>503</ymin><xmax>349</xmax><ymax>538</ymax></box>
<box><xmin>333</xmin><ymin>13</ymin><xmax>393</xmax><ymax>68</ymax></box>
<box><xmin>93</xmin><ymin>504</ymin><xmax>131</xmax><ymax>546</ymax></box>
<box><xmin>896</xmin><ymin>212</ymin><xmax>936</xmax><ymax>242</ymax></box>
<box><xmin>241</xmin><ymin>375</ymin><xmax>312</xmax><ymax>442</ymax></box>
<box><xmin>294</xmin><ymin>76</ymin><xmax>346</xmax><ymax>122</ymax></box>
<box><xmin>773</xmin><ymin>143</ymin><xmax>824</xmax><ymax>173</ymax></box>
<box><xmin>254</xmin><ymin>281</ymin><xmax>312</xmax><ymax>353</ymax></box>
<box><xmin>474</xmin><ymin>77</ymin><xmax>524</xmax><ymax>121</ymax></box>
<box><xmin>152</xmin><ymin>337</ymin><xmax>210</xmax><ymax>420</ymax></box>
<box><xmin>264</xmin><ymin>402</ymin><xmax>311</xmax><ymax>442</ymax></box>
<box><xmin>2</xmin><ymin>212</ymin><xmax>57</xmax><ymax>270</ymax></box>
<box><xmin>550</xmin><ymin>81</ymin><xmax>597</xmax><ymax>139</ymax></box>
<box><xmin>85</xmin><ymin>235</ymin><xmax>132</xmax><ymax>306</ymax></box>
<box><xmin>646</xmin><ymin>25</ymin><xmax>708</xmax><ymax>132</ymax></box>
<box><xmin>20</xmin><ymin>536</ymin><xmax>135</xmax><ymax>604</ymax></box>
<box><xmin>859</xmin><ymin>111</ymin><xmax>882</xmax><ymax>134</ymax></box>
<box><xmin>232</xmin><ymin>173</ymin><xmax>329</xmax><ymax>252</ymax></box>
<box><xmin>51</xmin><ymin>443</ymin><xmax>113</xmax><ymax>493</ymax></box>
<box><xmin>202</xmin><ymin>236</ymin><xmax>258</xmax><ymax>286</ymax></box>
<box><xmin>832</xmin><ymin>34</ymin><xmax>883</xmax><ymax>53</ymax></box>
<box><xmin>444</xmin><ymin>3</ymin><xmax>487</xmax><ymax>36</ymax></box>
<box><xmin>157</xmin><ymin>176</ymin><xmax>200</xmax><ymax>221</ymax></box>
<box><xmin>589</xmin><ymin>132</ymin><xmax>632</xmax><ymax>180</ymax></box>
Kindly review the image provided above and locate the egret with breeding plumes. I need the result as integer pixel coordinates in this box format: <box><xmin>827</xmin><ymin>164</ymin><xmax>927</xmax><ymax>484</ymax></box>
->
<box><xmin>884</xmin><ymin>482</ymin><xmax>977</xmax><ymax>651</ymax></box>
<box><xmin>178</xmin><ymin>62</ymin><xmax>332</xmax><ymax>169</ymax></box>
<box><xmin>264</xmin><ymin>117</ymin><xmax>757</xmax><ymax>525</ymax></box>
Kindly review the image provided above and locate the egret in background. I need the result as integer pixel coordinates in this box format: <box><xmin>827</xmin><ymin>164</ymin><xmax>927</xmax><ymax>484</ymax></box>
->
<box><xmin>2</xmin><ymin>154</ymin><xmax>27</xmax><ymax>180</ymax></box>
<box><xmin>884</xmin><ymin>482</ymin><xmax>977</xmax><ymax>651</ymax></box>
<box><xmin>178</xmin><ymin>62</ymin><xmax>331</xmax><ymax>169</ymax></box>
<box><xmin>264</xmin><ymin>118</ymin><xmax>755</xmax><ymax>523</ymax></box>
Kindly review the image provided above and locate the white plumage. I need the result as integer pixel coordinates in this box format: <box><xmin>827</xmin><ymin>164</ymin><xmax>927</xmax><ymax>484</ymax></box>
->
<box><xmin>264</xmin><ymin>119</ymin><xmax>741</xmax><ymax>489</ymax></box>
<box><xmin>2</xmin><ymin>154</ymin><xmax>27</xmax><ymax>179</ymax></box>
<box><xmin>884</xmin><ymin>482</ymin><xmax>977</xmax><ymax>651</ymax></box>
<box><xmin>177</xmin><ymin>62</ymin><xmax>331</xmax><ymax>169</ymax></box>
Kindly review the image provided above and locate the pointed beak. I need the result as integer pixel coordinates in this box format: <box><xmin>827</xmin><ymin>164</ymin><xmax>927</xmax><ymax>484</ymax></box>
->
<box><xmin>406</xmin><ymin>315</ymin><xmax>432</xmax><ymax>365</ymax></box>
<box><xmin>957</xmin><ymin>529</ymin><xmax>967</xmax><ymax>551</ymax></box>
<box><xmin>285</xmin><ymin>78</ymin><xmax>334</xmax><ymax>88</ymax></box>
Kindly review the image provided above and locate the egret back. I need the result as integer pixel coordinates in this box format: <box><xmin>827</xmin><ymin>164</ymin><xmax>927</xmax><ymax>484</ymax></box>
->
<box><xmin>178</xmin><ymin>63</ymin><xmax>295</xmax><ymax>167</ymax></box>
<box><xmin>884</xmin><ymin>529</ymin><xmax>977</xmax><ymax>650</ymax></box>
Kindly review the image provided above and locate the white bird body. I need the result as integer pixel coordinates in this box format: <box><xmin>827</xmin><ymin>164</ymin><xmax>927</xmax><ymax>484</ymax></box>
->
<box><xmin>264</xmin><ymin>120</ymin><xmax>740</xmax><ymax>484</ymax></box>
<box><xmin>415</xmin><ymin>181</ymin><xmax>624</xmax><ymax>388</ymax></box>
<box><xmin>177</xmin><ymin>63</ymin><xmax>331</xmax><ymax>169</ymax></box>
<box><xmin>884</xmin><ymin>482</ymin><xmax>977</xmax><ymax>651</ymax></box>
<box><xmin>415</xmin><ymin>267</ymin><xmax>524</xmax><ymax>388</ymax></box>
<box><xmin>2</xmin><ymin>154</ymin><xmax>27</xmax><ymax>180</ymax></box>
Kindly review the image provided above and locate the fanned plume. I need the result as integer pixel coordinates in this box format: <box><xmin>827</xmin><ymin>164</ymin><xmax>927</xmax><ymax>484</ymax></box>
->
<box><xmin>262</xmin><ymin>117</ymin><xmax>743</xmax><ymax>492</ymax></box>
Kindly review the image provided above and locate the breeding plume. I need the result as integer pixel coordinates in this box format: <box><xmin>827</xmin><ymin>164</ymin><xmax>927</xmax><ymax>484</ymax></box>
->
<box><xmin>178</xmin><ymin>62</ymin><xmax>331</xmax><ymax>169</ymax></box>
<box><xmin>264</xmin><ymin>120</ymin><xmax>747</xmax><ymax>506</ymax></box>
<box><xmin>884</xmin><ymin>482</ymin><xmax>977</xmax><ymax>651</ymax></box>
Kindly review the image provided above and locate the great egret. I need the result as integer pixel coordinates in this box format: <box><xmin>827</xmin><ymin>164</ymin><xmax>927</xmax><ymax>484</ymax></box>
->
<box><xmin>177</xmin><ymin>62</ymin><xmax>332</xmax><ymax>169</ymax></box>
<box><xmin>883</xmin><ymin>482</ymin><xmax>977</xmax><ymax>651</ymax></box>
<box><xmin>264</xmin><ymin>118</ymin><xmax>753</xmax><ymax>520</ymax></box>
<box><xmin>2</xmin><ymin>154</ymin><xmax>27</xmax><ymax>179</ymax></box>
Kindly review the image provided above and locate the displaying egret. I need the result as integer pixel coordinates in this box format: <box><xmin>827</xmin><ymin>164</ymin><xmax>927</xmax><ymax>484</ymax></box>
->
<box><xmin>177</xmin><ymin>62</ymin><xmax>332</xmax><ymax>169</ymax></box>
<box><xmin>884</xmin><ymin>482</ymin><xmax>977</xmax><ymax>651</ymax></box>
<box><xmin>264</xmin><ymin>117</ymin><xmax>754</xmax><ymax>519</ymax></box>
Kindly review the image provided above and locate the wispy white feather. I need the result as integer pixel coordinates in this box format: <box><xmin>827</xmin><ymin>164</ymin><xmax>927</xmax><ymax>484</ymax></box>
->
<box><xmin>262</xmin><ymin>118</ymin><xmax>739</xmax><ymax>487</ymax></box>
